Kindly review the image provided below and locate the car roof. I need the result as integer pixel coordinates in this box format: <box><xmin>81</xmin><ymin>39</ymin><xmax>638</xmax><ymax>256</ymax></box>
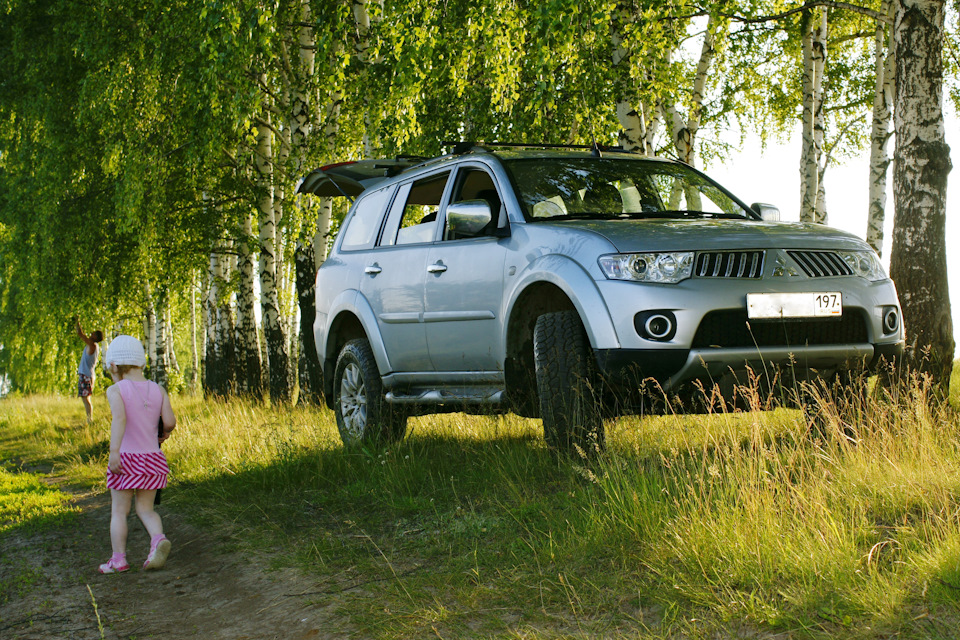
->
<box><xmin>297</xmin><ymin>145</ymin><xmax>681</xmax><ymax>199</ymax></box>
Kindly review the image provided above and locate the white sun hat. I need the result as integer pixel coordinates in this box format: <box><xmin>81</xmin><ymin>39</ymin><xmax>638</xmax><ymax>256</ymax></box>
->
<box><xmin>104</xmin><ymin>335</ymin><xmax>147</xmax><ymax>368</ymax></box>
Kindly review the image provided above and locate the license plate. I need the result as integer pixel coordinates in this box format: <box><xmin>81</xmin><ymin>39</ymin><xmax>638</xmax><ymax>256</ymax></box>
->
<box><xmin>747</xmin><ymin>292</ymin><xmax>842</xmax><ymax>319</ymax></box>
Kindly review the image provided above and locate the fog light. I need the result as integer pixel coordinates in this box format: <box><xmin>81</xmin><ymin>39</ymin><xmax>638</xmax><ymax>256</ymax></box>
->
<box><xmin>635</xmin><ymin>310</ymin><xmax>677</xmax><ymax>342</ymax></box>
<box><xmin>645</xmin><ymin>314</ymin><xmax>673</xmax><ymax>339</ymax></box>
<box><xmin>882</xmin><ymin>307</ymin><xmax>900</xmax><ymax>334</ymax></box>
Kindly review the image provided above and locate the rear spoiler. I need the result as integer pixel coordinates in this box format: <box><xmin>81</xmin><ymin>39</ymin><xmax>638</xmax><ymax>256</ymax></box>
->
<box><xmin>297</xmin><ymin>157</ymin><xmax>425</xmax><ymax>202</ymax></box>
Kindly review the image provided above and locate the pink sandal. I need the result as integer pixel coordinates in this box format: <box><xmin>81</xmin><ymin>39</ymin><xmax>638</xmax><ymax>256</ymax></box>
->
<box><xmin>98</xmin><ymin>555</ymin><xmax>129</xmax><ymax>574</ymax></box>
<box><xmin>143</xmin><ymin>535</ymin><xmax>171</xmax><ymax>570</ymax></box>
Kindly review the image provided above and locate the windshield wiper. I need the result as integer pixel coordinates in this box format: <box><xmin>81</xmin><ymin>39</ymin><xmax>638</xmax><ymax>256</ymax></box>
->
<box><xmin>534</xmin><ymin>213</ymin><xmax>619</xmax><ymax>221</ymax></box>
<box><xmin>652</xmin><ymin>210</ymin><xmax>747</xmax><ymax>219</ymax></box>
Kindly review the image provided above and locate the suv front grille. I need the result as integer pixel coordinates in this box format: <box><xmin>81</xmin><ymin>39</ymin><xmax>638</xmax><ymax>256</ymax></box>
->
<box><xmin>788</xmin><ymin>250</ymin><xmax>853</xmax><ymax>278</ymax></box>
<box><xmin>694</xmin><ymin>251</ymin><xmax>764</xmax><ymax>279</ymax></box>
<box><xmin>692</xmin><ymin>309</ymin><xmax>869</xmax><ymax>349</ymax></box>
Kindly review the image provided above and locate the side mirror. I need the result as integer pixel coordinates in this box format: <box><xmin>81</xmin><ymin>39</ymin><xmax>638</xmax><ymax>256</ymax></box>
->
<box><xmin>751</xmin><ymin>202</ymin><xmax>780</xmax><ymax>222</ymax></box>
<box><xmin>446</xmin><ymin>200</ymin><xmax>493</xmax><ymax>237</ymax></box>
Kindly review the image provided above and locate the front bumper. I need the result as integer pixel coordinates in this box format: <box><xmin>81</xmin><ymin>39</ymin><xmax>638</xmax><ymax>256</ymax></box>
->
<box><xmin>595</xmin><ymin>339</ymin><xmax>904</xmax><ymax>393</ymax></box>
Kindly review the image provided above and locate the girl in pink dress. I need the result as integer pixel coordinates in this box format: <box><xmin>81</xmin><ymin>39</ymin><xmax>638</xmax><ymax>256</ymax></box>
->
<box><xmin>98</xmin><ymin>335</ymin><xmax>177</xmax><ymax>574</ymax></box>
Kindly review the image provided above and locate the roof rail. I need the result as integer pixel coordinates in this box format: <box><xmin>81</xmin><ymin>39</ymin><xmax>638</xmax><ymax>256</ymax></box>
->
<box><xmin>443</xmin><ymin>141</ymin><xmax>627</xmax><ymax>155</ymax></box>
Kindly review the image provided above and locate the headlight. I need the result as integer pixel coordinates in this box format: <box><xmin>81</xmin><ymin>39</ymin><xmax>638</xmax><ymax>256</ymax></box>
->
<box><xmin>838</xmin><ymin>250</ymin><xmax>887</xmax><ymax>282</ymax></box>
<box><xmin>598</xmin><ymin>252</ymin><xmax>694</xmax><ymax>283</ymax></box>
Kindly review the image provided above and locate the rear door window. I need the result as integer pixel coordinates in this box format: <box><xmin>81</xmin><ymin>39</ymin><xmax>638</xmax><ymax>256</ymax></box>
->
<box><xmin>338</xmin><ymin>186</ymin><xmax>393</xmax><ymax>251</ymax></box>
<box><xmin>380</xmin><ymin>172</ymin><xmax>451</xmax><ymax>246</ymax></box>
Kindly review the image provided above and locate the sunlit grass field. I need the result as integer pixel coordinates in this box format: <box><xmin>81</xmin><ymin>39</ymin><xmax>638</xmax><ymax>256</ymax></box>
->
<box><xmin>2</xmin><ymin>370</ymin><xmax>960</xmax><ymax>638</ymax></box>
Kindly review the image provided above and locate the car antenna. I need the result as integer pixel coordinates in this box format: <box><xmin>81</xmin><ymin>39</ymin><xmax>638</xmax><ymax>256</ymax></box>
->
<box><xmin>591</xmin><ymin>138</ymin><xmax>603</xmax><ymax>158</ymax></box>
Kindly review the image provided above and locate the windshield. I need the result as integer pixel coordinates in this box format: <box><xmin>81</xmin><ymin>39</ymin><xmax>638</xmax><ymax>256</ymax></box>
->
<box><xmin>503</xmin><ymin>157</ymin><xmax>754</xmax><ymax>222</ymax></box>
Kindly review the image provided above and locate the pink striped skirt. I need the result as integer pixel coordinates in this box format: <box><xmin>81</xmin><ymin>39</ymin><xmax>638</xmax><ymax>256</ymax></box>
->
<box><xmin>106</xmin><ymin>451</ymin><xmax>170</xmax><ymax>490</ymax></box>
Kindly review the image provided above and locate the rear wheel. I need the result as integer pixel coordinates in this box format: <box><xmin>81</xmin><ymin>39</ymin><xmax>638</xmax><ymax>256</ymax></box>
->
<box><xmin>333</xmin><ymin>339</ymin><xmax>407</xmax><ymax>447</ymax></box>
<box><xmin>533</xmin><ymin>311</ymin><xmax>604</xmax><ymax>454</ymax></box>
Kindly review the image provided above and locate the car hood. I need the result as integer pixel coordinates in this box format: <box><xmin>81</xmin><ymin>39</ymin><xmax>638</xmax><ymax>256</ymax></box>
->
<box><xmin>541</xmin><ymin>218</ymin><xmax>870</xmax><ymax>252</ymax></box>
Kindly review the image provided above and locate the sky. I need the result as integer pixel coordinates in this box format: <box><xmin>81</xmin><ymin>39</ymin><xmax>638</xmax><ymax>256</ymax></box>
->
<box><xmin>707</xmin><ymin>105</ymin><xmax>960</xmax><ymax>355</ymax></box>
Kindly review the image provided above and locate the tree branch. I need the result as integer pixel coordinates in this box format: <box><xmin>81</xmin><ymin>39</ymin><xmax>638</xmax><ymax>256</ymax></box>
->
<box><xmin>822</xmin><ymin>116</ymin><xmax>861</xmax><ymax>170</ymax></box>
<box><xmin>718</xmin><ymin>1</ymin><xmax>892</xmax><ymax>25</ymax></box>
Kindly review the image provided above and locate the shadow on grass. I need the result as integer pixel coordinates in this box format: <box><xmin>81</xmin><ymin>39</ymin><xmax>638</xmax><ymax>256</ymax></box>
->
<box><xmin>6</xmin><ymin>390</ymin><xmax>960</xmax><ymax>639</ymax></box>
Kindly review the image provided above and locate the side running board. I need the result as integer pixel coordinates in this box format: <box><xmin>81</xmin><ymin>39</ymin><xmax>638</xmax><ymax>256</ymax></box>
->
<box><xmin>385</xmin><ymin>389</ymin><xmax>504</xmax><ymax>405</ymax></box>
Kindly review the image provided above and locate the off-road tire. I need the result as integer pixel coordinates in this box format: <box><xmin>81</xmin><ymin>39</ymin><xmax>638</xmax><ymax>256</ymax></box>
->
<box><xmin>333</xmin><ymin>339</ymin><xmax>407</xmax><ymax>447</ymax></box>
<box><xmin>802</xmin><ymin>370</ymin><xmax>866</xmax><ymax>442</ymax></box>
<box><xmin>533</xmin><ymin>311</ymin><xmax>604</xmax><ymax>454</ymax></box>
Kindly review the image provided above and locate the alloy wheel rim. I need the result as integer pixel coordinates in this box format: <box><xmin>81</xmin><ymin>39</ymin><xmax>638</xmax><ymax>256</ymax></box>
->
<box><xmin>339</xmin><ymin>362</ymin><xmax>368</xmax><ymax>439</ymax></box>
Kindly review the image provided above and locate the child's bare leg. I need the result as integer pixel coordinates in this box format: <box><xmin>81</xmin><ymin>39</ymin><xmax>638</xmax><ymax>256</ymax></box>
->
<box><xmin>110</xmin><ymin>489</ymin><xmax>134</xmax><ymax>554</ymax></box>
<box><xmin>134</xmin><ymin>490</ymin><xmax>164</xmax><ymax>539</ymax></box>
<box><xmin>82</xmin><ymin>395</ymin><xmax>93</xmax><ymax>422</ymax></box>
<box><xmin>136</xmin><ymin>490</ymin><xmax>171</xmax><ymax>569</ymax></box>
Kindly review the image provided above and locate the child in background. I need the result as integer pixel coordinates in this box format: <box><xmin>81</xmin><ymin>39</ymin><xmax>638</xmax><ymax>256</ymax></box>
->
<box><xmin>98</xmin><ymin>335</ymin><xmax>177</xmax><ymax>574</ymax></box>
<box><xmin>75</xmin><ymin>319</ymin><xmax>104</xmax><ymax>423</ymax></box>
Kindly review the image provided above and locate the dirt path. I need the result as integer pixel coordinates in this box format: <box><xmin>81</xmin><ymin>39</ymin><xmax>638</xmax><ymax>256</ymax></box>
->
<box><xmin>1</xmin><ymin>480</ymin><xmax>350</xmax><ymax>640</ymax></box>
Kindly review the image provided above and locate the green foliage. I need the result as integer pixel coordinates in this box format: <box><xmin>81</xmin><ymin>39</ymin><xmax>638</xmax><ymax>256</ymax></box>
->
<box><xmin>1</xmin><ymin>0</ymin><xmax>958</xmax><ymax>392</ymax></box>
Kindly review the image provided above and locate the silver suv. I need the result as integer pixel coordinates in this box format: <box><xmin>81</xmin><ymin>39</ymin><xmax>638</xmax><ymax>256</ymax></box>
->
<box><xmin>299</xmin><ymin>145</ymin><xmax>904</xmax><ymax>450</ymax></box>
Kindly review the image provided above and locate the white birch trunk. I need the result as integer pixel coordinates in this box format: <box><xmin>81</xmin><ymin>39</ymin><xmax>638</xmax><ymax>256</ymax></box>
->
<box><xmin>215</xmin><ymin>250</ymin><xmax>237</xmax><ymax>395</ymax></box>
<box><xmin>812</xmin><ymin>9</ymin><xmax>829</xmax><ymax>224</ymax></box>
<box><xmin>610</xmin><ymin>4</ymin><xmax>644</xmax><ymax>154</ymax></box>
<box><xmin>166</xmin><ymin>305</ymin><xmax>179</xmax><ymax>377</ymax></box>
<box><xmin>353</xmin><ymin>0</ymin><xmax>383</xmax><ymax>157</ymax></box>
<box><xmin>315</xmin><ymin>94</ymin><xmax>342</xmax><ymax>264</ymax></box>
<box><xmin>291</xmin><ymin>0</ymin><xmax>314</xmax><ymax>161</ymax></box>
<box><xmin>203</xmin><ymin>251</ymin><xmax>222</xmax><ymax>395</ymax></box>
<box><xmin>799</xmin><ymin>14</ymin><xmax>818</xmax><ymax>223</ymax></box>
<box><xmin>154</xmin><ymin>290</ymin><xmax>169</xmax><ymax>388</ymax></box>
<box><xmin>298</xmin><ymin>91</ymin><xmax>342</xmax><ymax>403</ymax></box>
<box><xmin>662</xmin><ymin>16</ymin><xmax>717</xmax><ymax>209</ymax></box>
<box><xmin>237</xmin><ymin>211</ymin><xmax>262</xmax><ymax>396</ymax></box>
<box><xmin>889</xmin><ymin>0</ymin><xmax>954</xmax><ymax>394</ymax></box>
<box><xmin>190</xmin><ymin>272</ymin><xmax>198</xmax><ymax>389</ymax></box>
<box><xmin>867</xmin><ymin>1</ymin><xmax>895</xmax><ymax>254</ymax></box>
<box><xmin>615</xmin><ymin>102</ymin><xmax>646</xmax><ymax>154</ymax></box>
<box><xmin>187</xmin><ymin>277</ymin><xmax>200</xmax><ymax>391</ymax></box>
<box><xmin>256</xmin><ymin>112</ymin><xmax>291</xmax><ymax>402</ymax></box>
<box><xmin>144</xmin><ymin>284</ymin><xmax>157</xmax><ymax>368</ymax></box>
<box><xmin>642</xmin><ymin>103</ymin><xmax>660</xmax><ymax>156</ymax></box>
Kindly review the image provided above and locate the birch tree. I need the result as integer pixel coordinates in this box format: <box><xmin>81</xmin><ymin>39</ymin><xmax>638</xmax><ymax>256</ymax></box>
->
<box><xmin>867</xmin><ymin>0</ymin><xmax>895</xmax><ymax>254</ymax></box>
<box><xmin>799</xmin><ymin>9</ymin><xmax>827</xmax><ymax>223</ymax></box>
<box><xmin>888</xmin><ymin>0</ymin><xmax>954</xmax><ymax>396</ymax></box>
<box><xmin>812</xmin><ymin>9</ymin><xmax>829</xmax><ymax>224</ymax></box>
<box><xmin>611</xmin><ymin>2</ymin><xmax>666</xmax><ymax>155</ymax></box>
<box><xmin>255</xmin><ymin>112</ymin><xmax>291</xmax><ymax>403</ymax></box>
<box><xmin>663</xmin><ymin>14</ymin><xmax>720</xmax><ymax>172</ymax></box>
<box><xmin>153</xmin><ymin>288</ymin><xmax>171</xmax><ymax>389</ymax></box>
<box><xmin>236</xmin><ymin>211</ymin><xmax>263</xmax><ymax>397</ymax></box>
<box><xmin>203</xmin><ymin>247</ymin><xmax>236</xmax><ymax>397</ymax></box>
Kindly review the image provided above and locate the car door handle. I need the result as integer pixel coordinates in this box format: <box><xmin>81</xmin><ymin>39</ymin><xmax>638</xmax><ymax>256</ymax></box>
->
<box><xmin>364</xmin><ymin>265</ymin><xmax>382</xmax><ymax>275</ymax></box>
<box><xmin>427</xmin><ymin>263</ymin><xmax>447</xmax><ymax>273</ymax></box>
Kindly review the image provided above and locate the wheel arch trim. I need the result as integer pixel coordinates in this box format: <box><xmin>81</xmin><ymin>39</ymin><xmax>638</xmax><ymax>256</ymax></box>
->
<box><xmin>320</xmin><ymin>289</ymin><xmax>393</xmax><ymax>379</ymax></box>
<box><xmin>504</xmin><ymin>254</ymin><xmax>620</xmax><ymax>350</ymax></box>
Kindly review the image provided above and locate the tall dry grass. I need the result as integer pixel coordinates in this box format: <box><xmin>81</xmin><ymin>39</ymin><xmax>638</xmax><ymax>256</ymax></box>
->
<box><xmin>3</xmin><ymin>369</ymin><xmax>959</xmax><ymax>637</ymax></box>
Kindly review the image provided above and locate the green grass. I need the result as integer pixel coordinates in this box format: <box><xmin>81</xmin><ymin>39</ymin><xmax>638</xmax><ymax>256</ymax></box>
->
<box><xmin>0</xmin><ymin>461</ymin><xmax>79</xmax><ymax>606</ymax></box>
<box><xmin>2</xmin><ymin>375</ymin><xmax>960</xmax><ymax>638</ymax></box>
<box><xmin>0</xmin><ymin>463</ymin><xmax>78</xmax><ymax>534</ymax></box>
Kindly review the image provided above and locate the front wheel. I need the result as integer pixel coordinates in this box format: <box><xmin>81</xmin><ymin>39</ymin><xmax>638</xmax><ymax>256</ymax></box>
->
<box><xmin>801</xmin><ymin>370</ymin><xmax>867</xmax><ymax>442</ymax></box>
<box><xmin>533</xmin><ymin>311</ymin><xmax>604</xmax><ymax>454</ymax></box>
<box><xmin>333</xmin><ymin>339</ymin><xmax>407</xmax><ymax>447</ymax></box>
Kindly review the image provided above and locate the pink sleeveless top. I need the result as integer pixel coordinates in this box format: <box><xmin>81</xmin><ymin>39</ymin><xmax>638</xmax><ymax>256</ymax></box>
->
<box><xmin>107</xmin><ymin>379</ymin><xmax>169</xmax><ymax>490</ymax></box>
<box><xmin>116</xmin><ymin>379</ymin><xmax>163</xmax><ymax>454</ymax></box>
